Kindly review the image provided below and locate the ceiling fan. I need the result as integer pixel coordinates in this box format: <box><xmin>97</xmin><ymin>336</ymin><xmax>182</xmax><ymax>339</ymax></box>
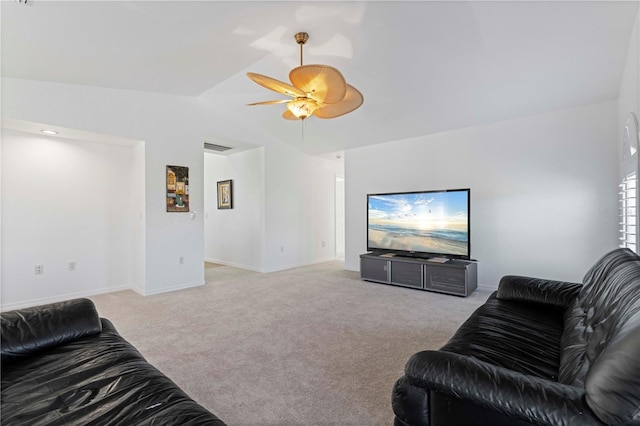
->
<box><xmin>247</xmin><ymin>32</ymin><xmax>363</xmax><ymax>120</ymax></box>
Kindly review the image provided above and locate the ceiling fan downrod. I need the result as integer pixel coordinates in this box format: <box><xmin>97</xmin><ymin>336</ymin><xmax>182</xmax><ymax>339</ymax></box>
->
<box><xmin>294</xmin><ymin>32</ymin><xmax>309</xmax><ymax>67</ymax></box>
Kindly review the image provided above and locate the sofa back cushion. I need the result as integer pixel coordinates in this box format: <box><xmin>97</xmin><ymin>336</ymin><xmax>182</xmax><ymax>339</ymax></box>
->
<box><xmin>1</xmin><ymin>298</ymin><xmax>102</xmax><ymax>363</ymax></box>
<box><xmin>558</xmin><ymin>248</ymin><xmax>640</xmax><ymax>424</ymax></box>
<box><xmin>559</xmin><ymin>248</ymin><xmax>639</xmax><ymax>384</ymax></box>
<box><xmin>586</xmin><ymin>301</ymin><xmax>640</xmax><ymax>425</ymax></box>
<box><xmin>580</xmin><ymin>248</ymin><xmax>640</xmax><ymax>310</ymax></box>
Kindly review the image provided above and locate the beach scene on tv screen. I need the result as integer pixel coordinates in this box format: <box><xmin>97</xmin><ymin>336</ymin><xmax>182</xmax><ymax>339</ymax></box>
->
<box><xmin>368</xmin><ymin>191</ymin><xmax>468</xmax><ymax>256</ymax></box>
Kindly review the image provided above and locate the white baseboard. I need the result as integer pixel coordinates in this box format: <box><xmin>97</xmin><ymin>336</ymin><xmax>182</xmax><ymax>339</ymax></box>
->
<box><xmin>1</xmin><ymin>285</ymin><xmax>130</xmax><ymax>312</ymax></box>
<box><xmin>205</xmin><ymin>257</ymin><xmax>339</xmax><ymax>274</ymax></box>
<box><xmin>1</xmin><ymin>280</ymin><xmax>209</xmax><ymax>311</ymax></box>
<box><xmin>477</xmin><ymin>283</ymin><xmax>498</xmax><ymax>292</ymax></box>
<box><xmin>133</xmin><ymin>280</ymin><xmax>205</xmax><ymax>296</ymax></box>
<box><xmin>204</xmin><ymin>258</ymin><xmax>263</xmax><ymax>272</ymax></box>
<box><xmin>262</xmin><ymin>257</ymin><xmax>339</xmax><ymax>273</ymax></box>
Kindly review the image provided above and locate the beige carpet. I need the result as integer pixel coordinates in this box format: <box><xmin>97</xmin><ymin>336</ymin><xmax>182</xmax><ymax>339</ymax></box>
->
<box><xmin>90</xmin><ymin>261</ymin><xmax>491</xmax><ymax>426</ymax></box>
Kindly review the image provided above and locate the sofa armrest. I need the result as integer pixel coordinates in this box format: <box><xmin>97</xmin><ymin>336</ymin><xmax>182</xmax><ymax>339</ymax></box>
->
<box><xmin>396</xmin><ymin>350</ymin><xmax>602</xmax><ymax>426</ymax></box>
<box><xmin>497</xmin><ymin>275</ymin><xmax>582</xmax><ymax>308</ymax></box>
<box><xmin>1</xmin><ymin>298</ymin><xmax>102</xmax><ymax>362</ymax></box>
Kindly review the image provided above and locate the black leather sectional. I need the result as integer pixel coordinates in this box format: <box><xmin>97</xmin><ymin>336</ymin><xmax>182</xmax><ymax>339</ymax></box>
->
<box><xmin>392</xmin><ymin>247</ymin><xmax>640</xmax><ymax>425</ymax></box>
<box><xmin>1</xmin><ymin>298</ymin><xmax>225</xmax><ymax>425</ymax></box>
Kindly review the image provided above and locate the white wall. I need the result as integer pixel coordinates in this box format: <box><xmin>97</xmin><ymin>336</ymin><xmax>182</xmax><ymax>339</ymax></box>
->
<box><xmin>204</xmin><ymin>148</ymin><xmax>265</xmax><ymax>271</ymax></box>
<box><xmin>204</xmin><ymin>143</ymin><xmax>342</xmax><ymax>273</ymax></box>
<box><xmin>345</xmin><ymin>101</ymin><xmax>619</xmax><ymax>287</ymax></box>
<box><xmin>618</xmin><ymin>10</ymin><xmax>640</xmax><ymax>161</ymax></box>
<box><xmin>1</xmin><ymin>130</ymin><xmax>142</xmax><ymax>309</ymax></box>
<box><xmin>264</xmin><ymin>142</ymin><xmax>343</xmax><ymax>272</ymax></box>
<box><xmin>2</xmin><ymin>78</ymin><xmax>215</xmax><ymax>299</ymax></box>
<box><xmin>335</xmin><ymin>176</ymin><xmax>346</xmax><ymax>258</ymax></box>
<box><xmin>131</xmin><ymin>142</ymin><xmax>147</xmax><ymax>294</ymax></box>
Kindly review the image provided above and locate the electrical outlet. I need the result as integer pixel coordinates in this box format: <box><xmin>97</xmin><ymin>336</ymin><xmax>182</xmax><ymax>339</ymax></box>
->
<box><xmin>34</xmin><ymin>265</ymin><xmax>44</xmax><ymax>275</ymax></box>
<box><xmin>179</xmin><ymin>256</ymin><xmax>184</xmax><ymax>265</ymax></box>
<box><xmin>322</xmin><ymin>241</ymin><xmax>326</xmax><ymax>248</ymax></box>
<box><xmin>69</xmin><ymin>262</ymin><xmax>76</xmax><ymax>272</ymax></box>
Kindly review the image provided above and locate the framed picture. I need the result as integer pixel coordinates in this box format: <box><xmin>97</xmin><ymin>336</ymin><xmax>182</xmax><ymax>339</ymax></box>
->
<box><xmin>166</xmin><ymin>165</ymin><xmax>189</xmax><ymax>212</ymax></box>
<box><xmin>217</xmin><ymin>179</ymin><xmax>233</xmax><ymax>209</ymax></box>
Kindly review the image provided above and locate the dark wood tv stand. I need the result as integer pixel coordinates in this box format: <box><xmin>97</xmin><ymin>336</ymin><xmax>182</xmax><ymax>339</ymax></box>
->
<box><xmin>359</xmin><ymin>253</ymin><xmax>477</xmax><ymax>296</ymax></box>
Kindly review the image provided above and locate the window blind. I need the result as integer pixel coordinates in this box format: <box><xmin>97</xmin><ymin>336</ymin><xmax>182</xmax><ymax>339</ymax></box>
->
<box><xmin>619</xmin><ymin>172</ymin><xmax>637</xmax><ymax>253</ymax></box>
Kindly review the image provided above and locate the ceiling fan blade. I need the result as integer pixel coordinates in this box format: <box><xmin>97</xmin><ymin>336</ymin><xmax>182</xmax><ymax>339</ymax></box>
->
<box><xmin>247</xmin><ymin>72</ymin><xmax>306</xmax><ymax>98</ymax></box>
<box><xmin>314</xmin><ymin>84</ymin><xmax>364</xmax><ymax>119</ymax></box>
<box><xmin>282</xmin><ymin>109</ymin><xmax>301</xmax><ymax>120</ymax></box>
<box><xmin>289</xmin><ymin>65</ymin><xmax>347</xmax><ymax>104</ymax></box>
<box><xmin>247</xmin><ymin>100</ymin><xmax>290</xmax><ymax>106</ymax></box>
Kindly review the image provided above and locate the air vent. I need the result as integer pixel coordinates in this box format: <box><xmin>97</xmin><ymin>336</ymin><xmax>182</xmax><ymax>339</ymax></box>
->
<box><xmin>204</xmin><ymin>142</ymin><xmax>233</xmax><ymax>152</ymax></box>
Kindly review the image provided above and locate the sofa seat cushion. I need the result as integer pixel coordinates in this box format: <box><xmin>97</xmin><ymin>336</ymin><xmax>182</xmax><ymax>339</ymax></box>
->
<box><xmin>1</xmin><ymin>318</ymin><xmax>224</xmax><ymax>426</ymax></box>
<box><xmin>440</xmin><ymin>293</ymin><xmax>565</xmax><ymax>380</ymax></box>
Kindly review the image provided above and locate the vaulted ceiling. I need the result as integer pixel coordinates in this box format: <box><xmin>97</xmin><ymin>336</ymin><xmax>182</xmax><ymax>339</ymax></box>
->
<box><xmin>2</xmin><ymin>1</ymin><xmax>638</xmax><ymax>156</ymax></box>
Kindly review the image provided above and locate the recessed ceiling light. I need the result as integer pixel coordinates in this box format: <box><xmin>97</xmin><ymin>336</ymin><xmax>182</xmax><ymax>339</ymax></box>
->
<box><xmin>41</xmin><ymin>130</ymin><xmax>58</xmax><ymax>135</ymax></box>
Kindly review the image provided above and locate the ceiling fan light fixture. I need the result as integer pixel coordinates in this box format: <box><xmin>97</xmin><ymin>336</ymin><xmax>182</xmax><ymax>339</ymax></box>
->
<box><xmin>287</xmin><ymin>98</ymin><xmax>319</xmax><ymax>119</ymax></box>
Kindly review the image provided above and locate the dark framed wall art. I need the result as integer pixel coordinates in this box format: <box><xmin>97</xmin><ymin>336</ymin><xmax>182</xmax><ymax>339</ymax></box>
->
<box><xmin>166</xmin><ymin>165</ymin><xmax>189</xmax><ymax>212</ymax></box>
<box><xmin>217</xmin><ymin>179</ymin><xmax>233</xmax><ymax>209</ymax></box>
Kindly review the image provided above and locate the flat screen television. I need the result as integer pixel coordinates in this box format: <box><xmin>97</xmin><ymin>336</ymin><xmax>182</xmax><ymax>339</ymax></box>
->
<box><xmin>367</xmin><ymin>188</ymin><xmax>470</xmax><ymax>260</ymax></box>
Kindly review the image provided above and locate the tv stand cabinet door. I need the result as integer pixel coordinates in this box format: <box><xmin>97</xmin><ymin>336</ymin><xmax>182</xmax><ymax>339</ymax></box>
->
<box><xmin>390</xmin><ymin>261</ymin><xmax>423</xmax><ymax>289</ymax></box>
<box><xmin>424</xmin><ymin>263</ymin><xmax>477</xmax><ymax>296</ymax></box>
<box><xmin>360</xmin><ymin>256</ymin><xmax>390</xmax><ymax>283</ymax></box>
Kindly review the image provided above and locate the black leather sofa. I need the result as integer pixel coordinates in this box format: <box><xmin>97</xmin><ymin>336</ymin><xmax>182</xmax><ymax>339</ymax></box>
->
<box><xmin>1</xmin><ymin>298</ymin><xmax>225</xmax><ymax>425</ymax></box>
<box><xmin>392</xmin><ymin>247</ymin><xmax>640</xmax><ymax>426</ymax></box>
